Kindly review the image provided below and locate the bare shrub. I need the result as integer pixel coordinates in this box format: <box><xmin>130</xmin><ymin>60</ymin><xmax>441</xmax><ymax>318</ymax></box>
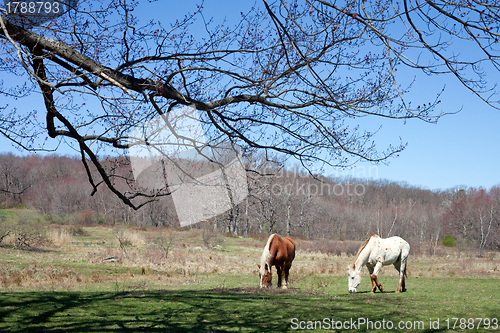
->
<box><xmin>73</xmin><ymin>209</ymin><xmax>94</xmax><ymax>225</ymax></box>
<box><xmin>69</xmin><ymin>226</ymin><xmax>89</xmax><ymax>236</ymax></box>
<box><xmin>0</xmin><ymin>215</ymin><xmax>11</xmax><ymax>244</ymax></box>
<box><xmin>114</xmin><ymin>227</ymin><xmax>136</xmax><ymax>259</ymax></box>
<box><xmin>148</xmin><ymin>233</ymin><xmax>174</xmax><ymax>263</ymax></box>
<box><xmin>13</xmin><ymin>211</ymin><xmax>48</xmax><ymax>249</ymax></box>
<box><xmin>201</xmin><ymin>229</ymin><xmax>224</xmax><ymax>249</ymax></box>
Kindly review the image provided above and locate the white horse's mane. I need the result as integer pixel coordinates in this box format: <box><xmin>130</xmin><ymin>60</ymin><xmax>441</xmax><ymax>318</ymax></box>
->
<box><xmin>352</xmin><ymin>234</ymin><xmax>378</xmax><ymax>268</ymax></box>
<box><xmin>259</xmin><ymin>233</ymin><xmax>275</xmax><ymax>275</ymax></box>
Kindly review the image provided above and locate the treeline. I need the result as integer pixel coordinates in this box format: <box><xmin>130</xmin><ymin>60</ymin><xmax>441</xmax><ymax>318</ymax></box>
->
<box><xmin>0</xmin><ymin>153</ymin><xmax>499</xmax><ymax>255</ymax></box>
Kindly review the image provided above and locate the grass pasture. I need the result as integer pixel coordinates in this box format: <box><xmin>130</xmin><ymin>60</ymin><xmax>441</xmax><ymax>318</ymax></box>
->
<box><xmin>0</xmin><ymin>224</ymin><xmax>499</xmax><ymax>332</ymax></box>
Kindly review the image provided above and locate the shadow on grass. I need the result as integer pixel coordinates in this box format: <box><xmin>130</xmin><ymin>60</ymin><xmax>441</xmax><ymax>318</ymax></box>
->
<box><xmin>0</xmin><ymin>282</ymin><xmax>497</xmax><ymax>332</ymax></box>
<box><xmin>354</xmin><ymin>290</ymin><xmax>397</xmax><ymax>294</ymax></box>
<box><xmin>0</xmin><ymin>288</ymin><xmax>398</xmax><ymax>332</ymax></box>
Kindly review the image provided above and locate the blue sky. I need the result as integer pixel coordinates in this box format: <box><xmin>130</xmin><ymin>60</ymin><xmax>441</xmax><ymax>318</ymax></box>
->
<box><xmin>348</xmin><ymin>103</ymin><xmax>500</xmax><ymax>191</ymax></box>
<box><xmin>1</xmin><ymin>1</ymin><xmax>499</xmax><ymax>191</ymax></box>
<box><xmin>332</xmin><ymin>56</ymin><xmax>500</xmax><ymax>191</ymax></box>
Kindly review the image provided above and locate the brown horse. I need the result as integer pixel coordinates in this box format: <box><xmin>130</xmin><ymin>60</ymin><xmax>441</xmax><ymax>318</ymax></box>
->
<box><xmin>257</xmin><ymin>234</ymin><xmax>295</xmax><ymax>288</ymax></box>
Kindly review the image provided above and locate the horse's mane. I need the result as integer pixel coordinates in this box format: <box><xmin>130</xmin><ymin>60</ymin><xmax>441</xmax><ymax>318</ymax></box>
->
<box><xmin>352</xmin><ymin>234</ymin><xmax>377</xmax><ymax>268</ymax></box>
<box><xmin>265</xmin><ymin>233</ymin><xmax>276</xmax><ymax>251</ymax></box>
<box><xmin>260</xmin><ymin>234</ymin><xmax>276</xmax><ymax>274</ymax></box>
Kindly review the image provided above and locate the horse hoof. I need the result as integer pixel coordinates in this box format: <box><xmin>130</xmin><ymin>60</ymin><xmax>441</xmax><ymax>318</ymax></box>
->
<box><xmin>281</xmin><ymin>285</ymin><xmax>288</xmax><ymax>289</ymax></box>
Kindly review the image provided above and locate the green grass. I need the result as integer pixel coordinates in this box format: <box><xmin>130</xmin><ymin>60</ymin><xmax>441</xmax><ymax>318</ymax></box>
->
<box><xmin>0</xmin><ymin>277</ymin><xmax>498</xmax><ymax>332</ymax></box>
<box><xmin>0</xmin><ymin>209</ymin><xmax>16</xmax><ymax>219</ymax></box>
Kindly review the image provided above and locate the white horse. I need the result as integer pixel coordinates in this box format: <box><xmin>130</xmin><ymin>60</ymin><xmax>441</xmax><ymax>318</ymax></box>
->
<box><xmin>348</xmin><ymin>234</ymin><xmax>410</xmax><ymax>293</ymax></box>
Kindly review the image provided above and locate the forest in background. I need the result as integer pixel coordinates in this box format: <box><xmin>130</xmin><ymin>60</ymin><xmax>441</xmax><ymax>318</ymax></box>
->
<box><xmin>0</xmin><ymin>153</ymin><xmax>499</xmax><ymax>256</ymax></box>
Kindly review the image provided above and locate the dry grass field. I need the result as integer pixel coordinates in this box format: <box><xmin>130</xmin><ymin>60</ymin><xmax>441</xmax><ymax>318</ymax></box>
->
<box><xmin>1</xmin><ymin>224</ymin><xmax>498</xmax><ymax>291</ymax></box>
<box><xmin>0</xmin><ymin>223</ymin><xmax>499</xmax><ymax>332</ymax></box>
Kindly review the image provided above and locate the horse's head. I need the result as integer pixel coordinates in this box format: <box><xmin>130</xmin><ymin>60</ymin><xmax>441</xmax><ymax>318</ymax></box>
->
<box><xmin>257</xmin><ymin>264</ymin><xmax>272</xmax><ymax>288</ymax></box>
<box><xmin>348</xmin><ymin>266</ymin><xmax>361</xmax><ymax>293</ymax></box>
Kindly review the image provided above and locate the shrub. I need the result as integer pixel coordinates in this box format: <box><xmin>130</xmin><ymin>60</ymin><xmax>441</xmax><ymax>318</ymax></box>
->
<box><xmin>442</xmin><ymin>235</ymin><xmax>457</xmax><ymax>247</ymax></box>
<box><xmin>69</xmin><ymin>226</ymin><xmax>89</xmax><ymax>236</ymax></box>
<box><xmin>0</xmin><ymin>215</ymin><xmax>11</xmax><ymax>244</ymax></box>
<box><xmin>13</xmin><ymin>211</ymin><xmax>48</xmax><ymax>249</ymax></box>
<box><xmin>45</xmin><ymin>213</ymin><xmax>66</xmax><ymax>225</ymax></box>
<box><xmin>201</xmin><ymin>229</ymin><xmax>224</xmax><ymax>249</ymax></box>
<box><xmin>73</xmin><ymin>209</ymin><xmax>94</xmax><ymax>225</ymax></box>
<box><xmin>150</xmin><ymin>234</ymin><xmax>174</xmax><ymax>260</ymax></box>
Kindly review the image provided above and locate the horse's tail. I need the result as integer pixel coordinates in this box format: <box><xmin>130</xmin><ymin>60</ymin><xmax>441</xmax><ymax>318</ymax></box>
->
<box><xmin>402</xmin><ymin>256</ymin><xmax>408</xmax><ymax>278</ymax></box>
<box><xmin>397</xmin><ymin>251</ymin><xmax>408</xmax><ymax>278</ymax></box>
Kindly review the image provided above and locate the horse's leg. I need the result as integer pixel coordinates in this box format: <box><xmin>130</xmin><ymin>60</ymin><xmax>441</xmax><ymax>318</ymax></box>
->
<box><xmin>394</xmin><ymin>260</ymin><xmax>403</xmax><ymax>293</ymax></box>
<box><xmin>399</xmin><ymin>243</ymin><xmax>410</xmax><ymax>292</ymax></box>
<box><xmin>370</xmin><ymin>261</ymin><xmax>384</xmax><ymax>292</ymax></box>
<box><xmin>283</xmin><ymin>264</ymin><xmax>291</xmax><ymax>289</ymax></box>
<box><xmin>276</xmin><ymin>265</ymin><xmax>283</xmax><ymax>288</ymax></box>
<box><xmin>398</xmin><ymin>261</ymin><xmax>407</xmax><ymax>292</ymax></box>
<box><xmin>367</xmin><ymin>266</ymin><xmax>377</xmax><ymax>293</ymax></box>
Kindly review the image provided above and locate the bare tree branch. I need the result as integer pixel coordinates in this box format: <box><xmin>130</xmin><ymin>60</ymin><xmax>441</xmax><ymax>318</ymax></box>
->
<box><xmin>0</xmin><ymin>0</ymin><xmax>498</xmax><ymax>209</ymax></box>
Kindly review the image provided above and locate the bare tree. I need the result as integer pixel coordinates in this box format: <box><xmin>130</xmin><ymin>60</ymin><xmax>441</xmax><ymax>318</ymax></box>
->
<box><xmin>0</xmin><ymin>154</ymin><xmax>32</xmax><ymax>206</ymax></box>
<box><xmin>478</xmin><ymin>205</ymin><xmax>494</xmax><ymax>257</ymax></box>
<box><xmin>1</xmin><ymin>0</ymin><xmax>499</xmax><ymax>210</ymax></box>
<box><xmin>443</xmin><ymin>188</ymin><xmax>500</xmax><ymax>256</ymax></box>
